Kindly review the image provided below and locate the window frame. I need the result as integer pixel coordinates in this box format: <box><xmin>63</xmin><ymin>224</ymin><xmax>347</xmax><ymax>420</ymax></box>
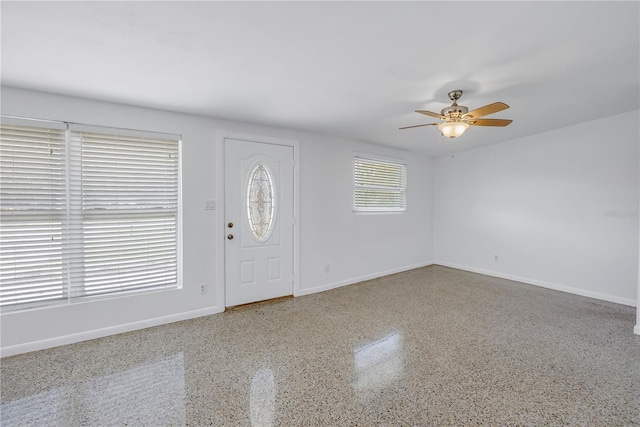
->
<box><xmin>0</xmin><ymin>116</ymin><xmax>183</xmax><ymax>312</ymax></box>
<box><xmin>353</xmin><ymin>153</ymin><xmax>407</xmax><ymax>213</ymax></box>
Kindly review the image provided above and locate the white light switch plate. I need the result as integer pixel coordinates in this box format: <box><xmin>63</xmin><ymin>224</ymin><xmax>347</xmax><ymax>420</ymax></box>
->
<box><xmin>204</xmin><ymin>200</ymin><xmax>216</xmax><ymax>210</ymax></box>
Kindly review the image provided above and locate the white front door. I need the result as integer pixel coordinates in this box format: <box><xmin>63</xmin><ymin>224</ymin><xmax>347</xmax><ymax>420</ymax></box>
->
<box><xmin>224</xmin><ymin>138</ymin><xmax>294</xmax><ymax>306</ymax></box>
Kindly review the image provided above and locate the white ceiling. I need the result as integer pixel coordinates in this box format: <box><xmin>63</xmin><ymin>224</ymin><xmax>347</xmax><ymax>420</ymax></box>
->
<box><xmin>2</xmin><ymin>1</ymin><xmax>639</xmax><ymax>156</ymax></box>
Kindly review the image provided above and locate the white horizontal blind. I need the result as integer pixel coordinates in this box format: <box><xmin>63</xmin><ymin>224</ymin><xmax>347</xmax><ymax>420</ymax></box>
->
<box><xmin>0</xmin><ymin>122</ymin><xmax>68</xmax><ymax>307</ymax></box>
<box><xmin>0</xmin><ymin>119</ymin><xmax>180</xmax><ymax>310</ymax></box>
<box><xmin>354</xmin><ymin>157</ymin><xmax>406</xmax><ymax>212</ymax></box>
<box><xmin>70</xmin><ymin>129</ymin><xmax>179</xmax><ymax>298</ymax></box>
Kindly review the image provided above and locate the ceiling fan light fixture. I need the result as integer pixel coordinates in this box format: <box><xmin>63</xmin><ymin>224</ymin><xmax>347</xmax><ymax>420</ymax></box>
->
<box><xmin>439</xmin><ymin>121</ymin><xmax>469</xmax><ymax>138</ymax></box>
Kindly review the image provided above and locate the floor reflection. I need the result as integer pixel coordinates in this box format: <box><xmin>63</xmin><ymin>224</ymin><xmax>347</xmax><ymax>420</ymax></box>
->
<box><xmin>1</xmin><ymin>385</ymin><xmax>72</xmax><ymax>426</ymax></box>
<box><xmin>250</xmin><ymin>367</ymin><xmax>276</xmax><ymax>427</ymax></box>
<box><xmin>1</xmin><ymin>352</ymin><xmax>185</xmax><ymax>426</ymax></box>
<box><xmin>354</xmin><ymin>331</ymin><xmax>404</xmax><ymax>397</ymax></box>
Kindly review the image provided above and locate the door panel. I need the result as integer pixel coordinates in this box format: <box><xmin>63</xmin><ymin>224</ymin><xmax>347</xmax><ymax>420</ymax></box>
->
<box><xmin>225</xmin><ymin>139</ymin><xmax>294</xmax><ymax>306</ymax></box>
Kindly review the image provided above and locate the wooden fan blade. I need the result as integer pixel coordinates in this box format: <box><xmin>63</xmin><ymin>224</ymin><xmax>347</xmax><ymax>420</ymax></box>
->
<box><xmin>416</xmin><ymin>110</ymin><xmax>445</xmax><ymax>120</ymax></box>
<box><xmin>467</xmin><ymin>118</ymin><xmax>513</xmax><ymax>127</ymax></box>
<box><xmin>399</xmin><ymin>123</ymin><xmax>439</xmax><ymax>130</ymax></box>
<box><xmin>464</xmin><ymin>102</ymin><xmax>509</xmax><ymax>119</ymax></box>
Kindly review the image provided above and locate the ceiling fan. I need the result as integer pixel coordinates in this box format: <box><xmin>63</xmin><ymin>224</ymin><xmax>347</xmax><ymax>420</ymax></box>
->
<box><xmin>400</xmin><ymin>90</ymin><xmax>512</xmax><ymax>138</ymax></box>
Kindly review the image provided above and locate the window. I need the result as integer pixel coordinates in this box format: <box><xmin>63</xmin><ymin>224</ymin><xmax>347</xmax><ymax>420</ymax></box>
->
<box><xmin>354</xmin><ymin>156</ymin><xmax>406</xmax><ymax>212</ymax></box>
<box><xmin>0</xmin><ymin>118</ymin><xmax>181</xmax><ymax>310</ymax></box>
<box><xmin>1</xmin><ymin>121</ymin><xmax>67</xmax><ymax>306</ymax></box>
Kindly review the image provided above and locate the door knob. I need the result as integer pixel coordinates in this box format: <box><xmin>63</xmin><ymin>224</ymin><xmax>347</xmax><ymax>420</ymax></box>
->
<box><xmin>227</xmin><ymin>222</ymin><xmax>234</xmax><ymax>228</ymax></box>
<box><xmin>227</xmin><ymin>234</ymin><xmax>234</xmax><ymax>240</ymax></box>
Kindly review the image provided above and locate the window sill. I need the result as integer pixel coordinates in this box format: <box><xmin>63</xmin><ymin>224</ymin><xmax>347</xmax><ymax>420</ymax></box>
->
<box><xmin>353</xmin><ymin>210</ymin><xmax>406</xmax><ymax>215</ymax></box>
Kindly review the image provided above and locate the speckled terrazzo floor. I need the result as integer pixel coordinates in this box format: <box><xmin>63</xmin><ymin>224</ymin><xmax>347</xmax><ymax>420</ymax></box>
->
<box><xmin>2</xmin><ymin>265</ymin><xmax>639</xmax><ymax>426</ymax></box>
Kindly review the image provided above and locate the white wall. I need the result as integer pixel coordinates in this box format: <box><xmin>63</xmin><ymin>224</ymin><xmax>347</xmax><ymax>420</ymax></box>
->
<box><xmin>298</xmin><ymin>135</ymin><xmax>433</xmax><ymax>295</ymax></box>
<box><xmin>434</xmin><ymin>110</ymin><xmax>640</xmax><ymax>306</ymax></box>
<box><xmin>1</xmin><ymin>87</ymin><xmax>433</xmax><ymax>355</ymax></box>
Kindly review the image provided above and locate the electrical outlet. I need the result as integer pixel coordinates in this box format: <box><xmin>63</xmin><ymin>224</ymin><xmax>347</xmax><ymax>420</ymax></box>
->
<box><xmin>200</xmin><ymin>283</ymin><xmax>207</xmax><ymax>294</ymax></box>
<box><xmin>324</xmin><ymin>264</ymin><xmax>331</xmax><ymax>273</ymax></box>
<box><xmin>204</xmin><ymin>200</ymin><xmax>216</xmax><ymax>210</ymax></box>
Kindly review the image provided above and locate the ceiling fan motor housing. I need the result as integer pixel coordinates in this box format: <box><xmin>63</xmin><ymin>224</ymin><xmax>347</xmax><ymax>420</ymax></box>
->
<box><xmin>441</xmin><ymin>105</ymin><xmax>469</xmax><ymax>117</ymax></box>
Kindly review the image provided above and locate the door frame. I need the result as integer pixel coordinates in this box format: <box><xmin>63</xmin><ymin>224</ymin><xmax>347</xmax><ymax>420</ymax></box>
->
<box><xmin>215</xmin><ymin>131</ymin><xmax>301</xmax><ymax>309</ymax></box>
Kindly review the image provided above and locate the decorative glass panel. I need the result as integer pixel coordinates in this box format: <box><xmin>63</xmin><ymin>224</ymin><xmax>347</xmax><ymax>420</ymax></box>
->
<box><xmin>246</xmin><ymin>162</ymin><xmax>275</xmax><ymax>241</ymax></box>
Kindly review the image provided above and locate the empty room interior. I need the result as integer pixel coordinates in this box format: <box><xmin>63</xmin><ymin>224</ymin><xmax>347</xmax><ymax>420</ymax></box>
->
<box><xmin>1</xmin><ymin>1</ymin><xmax>639</xmax><ymax>426</ymax></box>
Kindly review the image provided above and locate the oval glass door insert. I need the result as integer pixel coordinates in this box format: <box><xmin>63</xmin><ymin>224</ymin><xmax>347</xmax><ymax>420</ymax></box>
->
<box><xmin>246</xmin><ymin>162</ymin><xmax>276</xmax><ymax>241</ymax></box>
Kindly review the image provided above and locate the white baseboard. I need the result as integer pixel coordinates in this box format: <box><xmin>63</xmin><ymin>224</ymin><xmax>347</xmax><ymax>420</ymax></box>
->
<box><xmin>4</xmin><ymin>261</ymin><xmax>634</xmax><ymax>356</ymax></box>
<box><xmin>1</xmin><ymin>306</ymin><xmax>224</xmax><ymax>358</ymax></box>
<box><xmin>434</xmin><ymin>261</ymin><xmax>637</xmax><ymax>307</ymax></box>
<box><xmin>296</xmin><ymin>261</ymin><xmax>434</xmax><ymax>297</ymax></box>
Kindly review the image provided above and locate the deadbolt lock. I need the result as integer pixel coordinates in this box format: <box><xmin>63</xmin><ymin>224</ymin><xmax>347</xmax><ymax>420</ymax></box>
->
<box><xmin>227</xmin><ymin>222</ymin><xmax>234</xmax><ymax>228</ymax></box>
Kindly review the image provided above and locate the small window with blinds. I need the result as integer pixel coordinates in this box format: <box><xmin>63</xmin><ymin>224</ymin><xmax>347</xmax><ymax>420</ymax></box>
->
<box><xmin>0</xmin><ymin>118</ymin><xmax>181</xmax><ymax>310</ymax></box>
<box><xmin>354</xmin><ymin>156</ymin><xmax>406</xmax><ymax>212</ymax></box>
